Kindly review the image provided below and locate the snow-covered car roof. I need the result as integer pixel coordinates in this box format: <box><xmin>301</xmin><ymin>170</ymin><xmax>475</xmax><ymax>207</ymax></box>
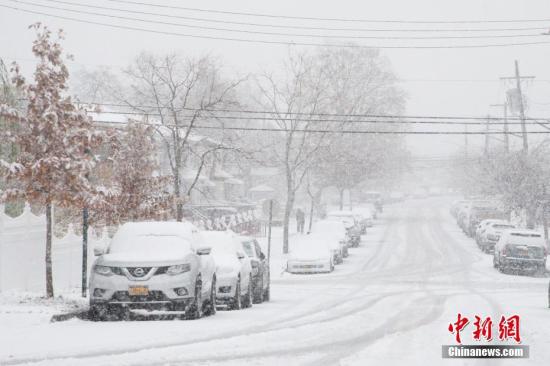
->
<box><xmin>290</xmin><ymin>233</ymin><xmax>335</xmax><ymax>256</ymax></box>
<box><xmin>112</xmin><ymin>221</ymin><xmax>198</xmax><ymax>242</ymax></box>
<box><xmin>202</xmin><ymin>230</ymin><xmax>242</xmax><ymax>255</ymax></box>
<box><xmin>501</xmin><ymin>230</ymin><xmax>545</xmax><ymax>246</ymax></box>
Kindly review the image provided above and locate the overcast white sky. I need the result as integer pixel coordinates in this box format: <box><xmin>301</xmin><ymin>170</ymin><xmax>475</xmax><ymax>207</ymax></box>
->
<box><xmin>1</xmin><ymin>0</ymin><xmax>550</xmax><ymax>157</ymax></box>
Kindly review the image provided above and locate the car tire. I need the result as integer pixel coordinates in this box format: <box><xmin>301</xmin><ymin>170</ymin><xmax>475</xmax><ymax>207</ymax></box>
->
<box><xmin>185</xmin><ymin>279</ymin><xmax>203</xmax><ymax>320</ymax></box>
<box><xmin>242</xmin><ymin>276</ymin><xmax>253</xmax><ymax>308</ymax></box>
<box><xmin>88</xmin><ymin>304</ymin><xmax>108</xmax><ymax>322</ymax></box>
<box><xmin>493</xmin><ymin>255</ymin><xmax>498</xmax><ymax>269</ymax></box>
<box><xmin>231</xmin><ymin>279</ymin><xmax>242</xmax><ymax>310</ymax></box>
<box><xmin>203</xmin><ymin>276</ymin><xmax>217</xmax><ymax>317</ymax></box>
<box><xmin>253</xmin><ymin>276</ymin><xmax>264</xmax><ymax>304</ymax></box>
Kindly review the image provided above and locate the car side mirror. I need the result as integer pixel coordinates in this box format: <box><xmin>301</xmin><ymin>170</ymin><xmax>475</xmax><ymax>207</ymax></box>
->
<box><xmin>93</xmin><ymin>246</ymin><xmax>105</xmax><ymax>256</ymax></box>
<box><xmin>196</xmin><ymin>247</ymin><xmax>211</xmax><ymax>255</ymax></box>
<box><xmin>260</xmin><ymin>252</ymin><xmax>266</xmax><ymax>260</ymax></box>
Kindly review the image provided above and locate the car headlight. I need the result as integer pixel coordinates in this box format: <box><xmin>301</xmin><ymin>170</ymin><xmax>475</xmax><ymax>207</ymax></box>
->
<box><xmin>167</xmin><ymin>263</ymin><xmax>191</xmax><ymax>275</ymax></box>
<box><xmin>93</xmin><ymin>265</ymin><xmax>113</xmax><ymax>276</ymax></box>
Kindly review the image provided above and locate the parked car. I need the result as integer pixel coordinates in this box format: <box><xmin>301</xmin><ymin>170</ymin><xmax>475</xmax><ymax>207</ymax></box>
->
<box><xmin>475</xmin><ymin>219</ymin><xmax>504</xmax><ymax>245</ymax></box>
<box><xmin>493</xmin><ymin>229</ymin><xmax>547</xmax><ymax>274</ymax></box>
<box><xmin>352</xmin><ymin>207</ymin><xmax>375</xmax><ymax>233</ymax></box>
<box><xmin>450</xmin><ymin>200</ymin><xmax>469</xmax><ymax>218</ymax></box>
<box><xmin>326</xmin><ymin>211</ymin><xmax>361</xmax><ymax>248</ymax></box>
<box><xmin>478</xmin><ymin>221</ymin><xmax>515</xmax><ymax>253</ymax></box>
<box><xmin>287</xmin><ymin>233</ymin><xmax>335</xmax><ymax>274</ymax></box>
<box><xmin>202</xmin><ymin>230</ymin><xmax>253</xmax><ymax>310</ymax></box>
<box><xmin>313</xmin><ymin>220</ymin><xmax>348</xmax><ymax>264</ymax></box>
<box><xmin>89</xmin><ymin>222</ymin><xmax>216</xmax><ymax>321</ymax></box>
<box><xmin>239</xmin><ymin>236</ymin><xmax>270</xmax><ymax>303</ymax></box>
<box><xmin>467</xmin><ymin>206</ymin><xmax>507</xmax><ymax>237</ymax></box>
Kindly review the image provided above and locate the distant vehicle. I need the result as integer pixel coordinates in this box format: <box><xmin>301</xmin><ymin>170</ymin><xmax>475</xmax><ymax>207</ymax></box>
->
<box><xmin>326</xmin><ymin>211</ymin><xmax>361</xmax><ymax>248</ymax></box>
<box><xmin>312</xmin><ymin>220</ymin><xmax>348</xmax><ymax>264</ymax></box>
<box><xmin>450</xmin><ymin>200</ymin><xmax>469</xmax><ymax>218</ymax></box>
<box><xmin>493</xmin><ymin>229</ymin><xmax>547</xmax><ymax>274</ymax></box>
<box><xmin>202</xmin><ymin>231</ymin><xmax>253</xmax><ymax>310</ymax></box>
<box><xmin>467</xmin><ymin>206</ymin><xmax>507</xmax><ymax>237</ymax></box>
<box><xmin>352</xmin><ymin>207</ymin><xmax>375</xmax><ymax>233</ymax></box>
<box><xmin>286</xmin><ymin>233</ymin><xmax>335</xmax><ymax>274</ymax></box>
<box><xmin>89</xmin><ymin>222</ymin><xmax>216</xmax><ymax>321</ymax></box>
<box><xmin>238</xmin><ymin>236</ymin><xmax>270</xmax><ymax>303</ymax></box>
<box><xmin>478</xmin><ymin>221</ymin><xmax>515</xmax><ymax>253</ymax></box>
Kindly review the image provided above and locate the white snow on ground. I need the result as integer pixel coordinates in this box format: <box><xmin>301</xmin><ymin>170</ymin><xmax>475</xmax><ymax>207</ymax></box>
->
<box><xmin>1</xmin><ymin>198</ymin><xmax>550</xmax><ymax>365</ymax></box>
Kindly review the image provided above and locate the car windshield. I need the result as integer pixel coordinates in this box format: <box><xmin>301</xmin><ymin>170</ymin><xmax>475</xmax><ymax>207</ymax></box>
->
<box><xmin>109</xmin><ymin>234</ymin><xmax>191</xmax><ymax>254</ymax></box>
<box><xmin>241</xmin><ymin>241</ymin><xmax>255</xmax><ymax>257</ymax></box>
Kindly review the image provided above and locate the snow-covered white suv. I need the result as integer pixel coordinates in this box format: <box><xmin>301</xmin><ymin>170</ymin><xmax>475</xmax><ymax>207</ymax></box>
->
<box><xmin>89</xmin><ymin>222</ymin><xmax>216</xmax><ymax>320</ymax></box>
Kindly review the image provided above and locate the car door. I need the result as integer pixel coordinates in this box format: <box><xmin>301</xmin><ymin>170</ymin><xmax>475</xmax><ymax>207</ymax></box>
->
<box><xmin>235</xmin><ymin>240</ymin><xmax>251</xmax><ymax>295</ymax></box>
<box><xmin>193</xmin><ymin>230</ymin><xmax>214</xmax><ymax>297</ymax></box>
<box><xmin>253</xmin><ymin>240</ymin><xmax>268</xmax><ymax>290</ymax></box>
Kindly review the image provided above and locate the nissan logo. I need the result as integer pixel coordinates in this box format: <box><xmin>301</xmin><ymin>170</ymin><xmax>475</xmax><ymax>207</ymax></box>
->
<box><xmin>133</xmin><ymin>267</ymin><xmax>145</xmax><ymax>277</ymax></box>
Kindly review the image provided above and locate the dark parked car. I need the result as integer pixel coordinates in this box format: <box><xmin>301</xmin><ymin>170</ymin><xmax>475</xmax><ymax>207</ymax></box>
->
<box><xmin>239</xmin><ymin>236</ymin><xmax>270</xmax><ymax>303</ymax></box>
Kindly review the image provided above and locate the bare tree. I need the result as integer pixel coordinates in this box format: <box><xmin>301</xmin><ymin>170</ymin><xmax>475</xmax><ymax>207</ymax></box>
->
<box><xmin>120</xmin><ymin>53</ymin><xmax>244</xmax><ymax>221</ymax></box>
<box><xmin>256</xmin><ymin>51</ymin><xmax>332</xmax><ymax>253</ymax></box>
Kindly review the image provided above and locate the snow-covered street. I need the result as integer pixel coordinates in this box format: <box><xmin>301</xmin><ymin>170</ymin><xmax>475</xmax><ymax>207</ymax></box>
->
<box><xmin>1</xmin><ymin>197</ymin><xmax>549</xmax><ymax>366</ymax></box>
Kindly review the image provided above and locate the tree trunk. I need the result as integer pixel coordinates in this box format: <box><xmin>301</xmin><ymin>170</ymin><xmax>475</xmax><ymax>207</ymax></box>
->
<box><xmin>283</xmin><ymin>190</ymin><xmax>295</xmax><ymax>254</ymax></box>
<box><xmin>308</xmin><ymin>195</ymin><xmax>315</xmax><ymax>234</ymax></box>
<box><xmin>45</xmin><ymin>201</ymin><xmax>54</xmax><ymax>298</ymax></box>
<box><xmin>339</xmin><ymin>188</ymin><xmax>344</xmax><ymax>211</ymax></box>
<box><xmin>348</xmin><ymin>189</ymin><xmax>353</xmax><ymax>211</ymax></box>
<box><xmin>82</xmin><ymin>207</ymin><xmax>88</xmax><ymax>298</ymax></box>
<box><xmin>526</xmin><ymin>206</ymin><xmax>537</xmax><ymax>229</ymax></box>
<box><xmin>174</xmin><ymin>149</ymin><xmax>183</xmax><ymax>222</ymax></box>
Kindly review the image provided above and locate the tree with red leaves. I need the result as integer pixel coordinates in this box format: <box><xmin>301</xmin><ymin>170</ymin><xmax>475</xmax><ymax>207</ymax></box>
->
<box><xmin>0</xmin><ymin>24</ymin><xmax>103</xmax><ymax>297</ymax></box>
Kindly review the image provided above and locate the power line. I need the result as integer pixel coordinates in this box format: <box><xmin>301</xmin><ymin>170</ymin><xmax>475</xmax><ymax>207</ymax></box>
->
<box><xmin>93</xmin><ymin>119</ymin><xmax>550</xmax><ymax>134</ymax></box>
<box><xmin>4</xmin><ymin>3</ymin><xmax>550</xmax><ymax>49</ymax></box>
<box><xmin>86</xmin><ymin>109</ymin><xmax>550</xmax><ymax>126</ymax></box>
<box><xmin>30</xmin><ymin>0</ymin><xmax>550</xmax><ymax>35</ymax></box>
<box><xmin>106</xmin><ymin>0</ymin><xmax>550</xmax><ymax>25</ymax></box>
<box><xmin>77</xmin><ymin>101</ymin><xmax>550</xmax><ymax>121</ymax></box>
<box><xmin>17</xmin><ymin>0</ymin><xmax>549</xmax><ymax>41</ymax></box>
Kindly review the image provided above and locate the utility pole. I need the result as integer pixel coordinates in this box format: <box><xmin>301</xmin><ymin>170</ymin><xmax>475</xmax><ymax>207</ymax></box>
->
<box><xmin>484</xmin><ymin>115</ymin><xmax>490</xmax><ymax>156</ymax></box>
<box><xmin>464</xmin><ymin>124</ymin><xmax>469</xmax><ymax>160</ymax></box>
<box><xmin>500</xmin><ymin>60</ymin><xmax>535</xmax><ymax>153</ymax></box>
<box><xmin>490</xmin><ymin>103</ymin><xmax>509</xmax><ymax>153</ymax></box>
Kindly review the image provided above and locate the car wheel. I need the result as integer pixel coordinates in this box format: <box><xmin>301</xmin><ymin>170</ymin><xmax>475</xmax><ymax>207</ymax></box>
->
<box><xmin>185</xmin><ymin>279</ymin><xmax>203</xmax><ymax>320</ymax></box>
<box><xmin>493</xmin><ymin>255</ymin><xmax>498</xmax><ymax>269</ymax></box>
<box><xmin>253</xmin><ymin>276</ymin><xmax>264</xmax><ymax>304</ymax></box>
<box><xmin>203</xmin><ymin>276</ymin><xmax>217</xmax><ymax>317</ymax></box>
<box><xmin>88</xmin><ymin>304</ymin><xmax>108</xmax><ymax>322</ymax></box>
<box><xmin>231</xmin><ymin>279</ymin><xmax>242</xmax><ymax>310</ymax></box>
<box><xmin>242</xmin><ymin>276</ymin><xmax>253</xmax><ymax>308</ymax></box>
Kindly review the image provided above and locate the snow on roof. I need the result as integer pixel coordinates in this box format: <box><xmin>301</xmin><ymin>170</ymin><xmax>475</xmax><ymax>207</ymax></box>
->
<box><xmin>249</xmin><ymin>184</ymin><xmax>275</xmax><ymax>192</ymax></box>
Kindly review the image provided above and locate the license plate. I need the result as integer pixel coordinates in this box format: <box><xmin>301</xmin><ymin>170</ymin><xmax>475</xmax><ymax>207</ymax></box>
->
<box><xmin>128</xmin><ymin>286</ymin><xmax>149</xmax><ymax>296</ymax></box>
